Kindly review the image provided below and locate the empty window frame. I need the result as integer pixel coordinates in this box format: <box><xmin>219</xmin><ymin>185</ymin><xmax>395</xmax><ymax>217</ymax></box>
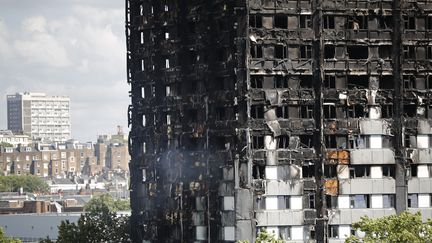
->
<box><xmin>379</xmin><ymin>75</ymin><xmax>394</xmax><ymax>89</ymax></box>
<box><xmin>276</xmin><ymin>106</ymin><xmax>289</xmax><ymax>118</ymax></box>
<box><xmin>252</xmin><ymin>136</ymin><xmax>264</xmax><ymax>149</ymax></box>
<box><xmin>278</xmin><ymin>135</ymin><xmax>290</xmax><ymax>148</ymax></box>
<box><xmin>379</xmin><ymin>16</ymin><xmax>393</xmax><ymax>29</ymax></box>
<box><xmin>324</xmin><ymin>165</ymin><xmax>337</xmax><ymax>178</ymax></box>
<box><xmin>349</xmin><ymin>165</ymin><xmax>370</xmax><ymax>178</ymax></box>
<box><xmin>250</xmin><ymin>14</ymin><xmax>263</xmax><ymax>28</ymax></box>
<box><xmin>427</xmin><ymin>76</ymin><xmax>432</xmax><ymax>89</ymax></box>
<box><xmin>347</xmin><ymin>46</ymin><xmax>368</xmax><ymax>59</ymax></box>
<box><xmin>250</xmin><ymin>45</ymin><xmax>263</xmax><ymax>58</ymax></box>
<box><xmin>382</xmin><ymin>165</ymin><xmax>395</xmax><ymax>178</ymax></box>
<box><xmin>381</xmin><ymin>105</ymin><xmax>393</xmax><ymax>118</ymax></box>
<box><xmin>323</xmin><ymin>104</ymin><xmax>336</xmax><ymax>119</ymax></box>
<box><xmin>251</xmin><ymin>76</ymin><xmax>263</xmax><ymax>88</ymax></box>
<box><xmin>347</xmin><ymin>75</ymin><xmax>368</xmax><ymax>89</ymax></box>
<box><xmin>274</xmin><ymin>15</ymin><xmax>288</xmax><ymax>28</ymax></box>
<box><xmin>407</xmin><ymin>194</ymin><xmax>418</xmax><ymax>208</ymax></box>
<box><xmin>426</xmin><ymin>46</ymin><xmax>432</xmax><ymax>59</ymax></box>
<box><xmin>300</xmin><ymin>75</ymin><xmax>313</xmax><ymax>88</ymax></box>
<box><xmin>323</xmin><ymin>15</ymin><xmax>335</xmax><ymax>29</ymax></box>
<box><xmin>251</xmin><ymin>105</ymin><xmax>265</xmax><ymax>119</ymax></box>
<box><xmin>403</xmin><ymin>16</ymin><xmax>416</xmax><ymax>30</ymax></box>
<box><xmin>300</xmin><ymin>105</ymin><xmax>314</xmax><ymax>118</ymax></box>
<box><xmin>403</xmin><ymin>46</ymin><xmax>416</xmax><ymax>59</ymax></box>
<box><xmin>215</xmin><ymin>107</ymin><xmax>227</xmax><ymax>120</ymax></box>
<box><xmin>403</xmin><ymin>75</ymin><xmax>416</xmax><ymax>89</ymax></box>
<box><xmin>275</xmin><ymin>76</ymin><xmax>289</xmax><ymax>88</ymax></box>
<box><xmin>302</xmin><ymin>163</ymin><xmax>315</xmax><ymax>178</ymax></box>
<box><xmin>324</xmin><ymin>75</ymin><xmax>336</xmax><ymax>88</ymax></box>
<box><xmin>274</xmin><ymin>45</ymin><xmax>288</xmax><ymax>59</ymax></box>
<box><xmin>347</xmin><ymin>105</ymin><xmax>365</xmax><ymax>118</ymax></box>
<box><xmin>299</xmin><ymin>135</ymin><xmax>313</xmax><ymax>148</ymax></box>
<box><xmin>427</xmin><ymin>16</ymin><xmax>432</xmax><ymax>30</ymax></box>
<box><xmin>348</xmin><ymin>16</ymin><xmax>368</xmax><ymax>30</ymax></box>
<box><xmin>326</xmin><ymin>195</ymin><xmax>338</xmax><ymax>208</ymax></box>
<box><xmin>378</xmin><ymin>45</ymin><xmax>392</xmax><ymax>59</ymax></box>
<box><xmin>350</xmin><ymin>195</ymin><xmax>370</xmax><ymax>208</ymax></box>
<box><xmin>329</xmin><ymin>225</ymin><xmax>339</xmax><ymax>238</ymax></box>
<box><xmin>300</xmin><ymin>15</ymin><xmax>312</xmax><ymax>29</ymax></box>
<box><xmin>253</xmin><ymin>164</ymin><xmax>265</xmax><ymax>179</ymax></box>
<box><xmin>300</xmin><ymin>45</ymin><xmax>312</xmax><ymax>59</ymax></box>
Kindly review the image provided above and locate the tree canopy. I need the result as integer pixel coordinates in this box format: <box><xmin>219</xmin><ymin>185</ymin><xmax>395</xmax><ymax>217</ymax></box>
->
<box><xmin>346</xmin><ymin>211</ymin><xmax>432</xmax><ymax>243</ymax></box>
<box><xmin>0</xmin><ymin>227</ymin><xmax>21</xmax><ymax>243</ymax></box>
<box><xmin>0</xmin><ymin>175</ymin><xmax>49</xmax><ymax>193</ymax></box>
<box><xmin>84</xmin><ymin>193</ymin><xmax>130</xmax><ymax>212</ymax></box>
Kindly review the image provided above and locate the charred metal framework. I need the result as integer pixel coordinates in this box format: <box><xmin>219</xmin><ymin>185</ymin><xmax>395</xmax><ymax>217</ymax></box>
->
<box><xmin>127</xmin><ymin>0</ymin><xmax>432</xmax><ymax>242</ymax></box>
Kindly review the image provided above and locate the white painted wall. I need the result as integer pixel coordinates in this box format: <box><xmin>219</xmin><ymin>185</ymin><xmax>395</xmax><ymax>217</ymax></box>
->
<box><xmin>290</xmin><ymin>196</ymin><xmax>303</xmax><ymax>210</ymax></box>
<box><xmin>265</xmin><ymin>135</ymin><xmax>277</xmax><ymax>150</ymax></box>
<box><xmin>417</xmin><ymin>135</ymin><xmax>430</xmax><ymax>149</ymax></box>
<box><xmin>223</xmin><ymin>196</ymin><xmax>235</xmax><ymax>211</ymax></box>
<box><xmin>418</xmin><ymin>194</ymin><xmax>430</xmax><ymax>208</ymax></box>
<box><xmin>417</xmin><ymin>165</ymin><xmax>429</xmax><ymax>178</ymax></box>
<box><xmin>291</xmin><ymin>226</ymin><xmax>304</xmax><ymax>240</ymax></box>
<box><xmin>371</xmin><ymin>195</ymin><xmax>383</xmax><ymax>208</ymax></box>
<box><xmin>369</xmin><ymin>135</ymin><xmax>382</xmax><ymax>148</ymax></box>
<box><xmin>371</xmin><ymin>166</ymin><xmax>382</xmax><ymax>179</ymax></box>
<box><xmin>338</xmin><ymin>195</ymin><xmax>350</xmax><ymax>209</ymax></box>
<box><xmin>265</xmin><ymin>166</ymin><xmax>278</xmax><ymax>180</ymax></box>
<box><xmin>265</xmin><ymin>196</ymin><xmax>278</xmax><ymax>210</ymax></box>
<box><xmin>223</xmin><ymin>226</ymin><xmax>235</xmax><ymax>241</ymax></box>
<box><xmin>339</xmin><ymin>225</ymin><xmax>351</xmax><ymax>239</ymax></box>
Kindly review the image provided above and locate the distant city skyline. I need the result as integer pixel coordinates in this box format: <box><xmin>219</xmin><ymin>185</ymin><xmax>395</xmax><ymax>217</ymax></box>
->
<box><xmin>0</xmin><ymin>0</ymin><xmax>129</xmax><ymax>142</ymax></box>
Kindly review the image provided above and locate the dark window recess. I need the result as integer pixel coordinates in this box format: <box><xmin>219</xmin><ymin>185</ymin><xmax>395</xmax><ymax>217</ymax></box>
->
<box><xmin>410</xmin><ymin>165</ymin><xmax>418</xmax><ymax>177</ymax></box>
<box><xmin>251</xmin><ymin>105</ymin><xmax>264</xmax><ymax>119</ymax></box>
<box><xmin>252</xmin><ymin>136</ymin><xmax>264</xmax><ymax>149</ymax></box>
<box><xmin>325</xmin><ymin>135</ymin><xmax>337</xmax><ymax>148</ymax></box>
<box><xmin>276</xmin><ymin>106</ymin><xmax>289</xmax><ymax>118</ymax></box>
<box><xmin>274</xmin><ymin>15</ymin><xmax>288</xmax><ymax>28</ymax></box>
<box><xmin>300</xmin><ymin>45</ymin><xmax>312</xmax><ymax>58</ymax></box>
<box><xmin>215</xmin><ymin>107</ymin><xmax>226</xmax><ymax>120</ymax></box>
<box><xmin>299</xmin><ymin>135</ymin><xmax>313</xmax><ymax>148</ymax></box>
<box><xmin>326</xmin><ymin>195</ymin><xmax>338</xmax><ymax>208</ymax></box>
<box><xmin>350</xmin><ymin>195</ymin><xmax>370</xmax><ymax>208</ymax></box>
<box><xmin>347</xmin><ymin>75</ymin><xmax>368</xmax><ymax>89</ymax></box>
<box><xmin>427</xmin><ymin>46</ymin><xmax>432</xmax><ymax>59</ymax></box>
<box><xmin>324</xmin><ymin>165</ymin><xmax>337</xmax><ymax>177</ymax></box>
<box><xmin>383</xmin><ymin>194</ymin><xmax>395</xmax><ymax>208</ymax></box>
<box><xmin>215</xmin><ymin>77</ymin><xmax>225</xmax><ymax>90</ymax></box>
<box><xmin>251</xmin><ymin>76</ymin><xmax>263</xmax><ymax>88</ymax></box>
<box><xmin>407</xmin><ymin>194</ymin><xmax>418</xmax><ymax>208</ymax></box>
<box><xmin>324</xmin><ymin>45</ymin><xmax>335</xmax><ymax>59</ymax></box>
<box><xmin>300</xmin><ymin>75</ymin><xmax>313</xmax><ymax>88</ymax></box>
<box><xmin>275</xmin><ymin>45</ymin><xmax>287</xmax><ymax>59</ymax></box>
<box><xmin>428</xmin><ymin>16</ymin><xmax>432</xmax><ymax>30</ymax></box>
<box><xmin>300</xmin><ymin>105</ymin><xmax>314</xmax><ymax>118</ymax></box>
<box><xmin>381</xmin><ymin>105</ymin><xmax>393</xmax><ymax>118</ymax></box>
<box><xmin>323</xmin><ymin>15</ymin><xmax>335</xmax><ymax>29</ymax></box>
<box><xmin>187</xmin><ymin>50</ymin><xmax>197</xmax><ymax>64</ymax></box>
<box><xmin>182</xmin><ymin>81</ymin><xmax>197</xmax><ymax>94</ymax></box>
<box><xmin>218</xmin><ymin>18</ymin><xmax>227</xmax><ymax>31</ymax></box>
<box><xmin>347</xmin><ymin>46</ymin><xmax>368</xmax><ymax>59</ymax></box>
<box><xmin>324</xmin><ymin>105</ymin><xmax>336</xmax><ymax>119</ymax></box>
<box><xmin>404</xmin><ymin>16</ymin><xmax>416</xmax><ymax>30</ymax></box>
<box><xmin>324</xmin><ymin>75</ymin><xmax>336</xmax><ymax>88</ymax></box>
<box><xmin>302</xmin><ymin>164</ymin><xmax>315</xmax><ymax>178</ymax></box>
<box><xmin>379</xmin><ymin>76</ymin><xmax>394</xmax><ymax>89</ymax></box>
<box><xmin>278</xmin><ymin>135</ymin><xmax>290</xmax><ymax>148</ymax></box>
<box><xmin>188</xmin><ymin>21</ymin><xmax>196</xmax><ymax>34</ymax></box>
<box><xmin>404</xmin><ymin>104</ymin><xmax>416</xmax><ymax>117</ymax></box>
<box><xmin>379</xmin><ymin>46</ymin><xmax>392</xmax><ymax>59</ymax></box>
<box><xmin>349</xmin><ymin>165</ymin><xmax>370</xmax><ymax>178</ymax></box>
<box><xmin>183</xmin><ymin>137</ymin><xmax>204</xmax><ymax>150</ymax></box>
<box><xmin>308</xmin><ymin>194</ymin><xmax>315</xmax><ymax>209</ymax></box>
<box><xmin>212</xmin><ymin>137</ymin><xmax>227</xmax><ymax>150</ymax></box>
<box><xmin>379</xmin><ymin>16</ymin><xmax>393</xmax><ymax>29</ymax></box>
<box><xmin>348</xmin><ymin>16</ymin><xmax>368</xmax><ymax>29</ymax></box>
<box><xmin>300</xmin><ymin>15</ymin><xmax>312</xmax><ymax>28</ymax></box>
<box><xmin>275</xmin><ymin>76</ymin><xmax>288</xmax><ymax>88</ymax></box>
<box><xmin>382</xmin><ymin>165</ymin><xmax>395</xmax><ymax>178</ymax></box>
<box><xmin>403</xmin><ymin>75</ymin><xmax>416</xmax><ymax>89</ymax></box>
<box><xmin>427</xmin><ymin>76</ymin><xmax>432</xmax><ymax>89</ymax></box>
<box><xmin>217</xmin><ymin>48</ymin><xmax>227</xmax><ymax>62</ymax></box>
<box><xmin>403</xmin><ymin>46</ymin><xmax>415</xmax><ymax>59</ymax></box>
<box><xmin>184</xmin><ymin>109</ymin><xmax>198</xmax><ymax>122</ymax></box>
<box><xmin>250</xmin><ymin>15</ymin><xmax>262</xmax><ymax>28</ymax></box>
<box><xmin>253</xmin><ymin>164</ymin><xmax>265</xmax><ymax>179</ymax></box>
<box><xmin>347</xmin><ymin>105</ymin><xmax>364</xmax><ymax>118</ymax></box>
<box><xmin>251</xmin><ymin>45</ymin><xmax>263</xmax><ymax>58</ymax></box>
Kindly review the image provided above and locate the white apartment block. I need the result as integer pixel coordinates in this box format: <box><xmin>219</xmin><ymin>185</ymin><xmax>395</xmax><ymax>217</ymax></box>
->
<box><xmin>7</xmin><ymin>92</ymin><xmax>71</xmax><ymax>142</ymax></box>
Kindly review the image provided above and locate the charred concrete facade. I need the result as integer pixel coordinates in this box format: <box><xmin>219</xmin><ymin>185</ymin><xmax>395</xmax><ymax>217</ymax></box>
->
<box><xmin>127</xmin><ymin>0</ymin><xmax>432</xmax><ymax>242</ymax></box>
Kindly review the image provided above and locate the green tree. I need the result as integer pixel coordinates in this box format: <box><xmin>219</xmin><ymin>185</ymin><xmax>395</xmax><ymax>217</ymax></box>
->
<box><xmin>238</xmin><ymin>228</ymin><xmax>284</xmax><ymax>243</ymax></box>
<box><xmin>56</xmin><ymin>197</ymin><xmax>130</xmax><ymax>243</ymax></box>
<box><xmin>346</xmin><ymin>211</ymin><xmax>432</xmax><ymax>243</ymax></box>
<box><xmin>84</xmin><ymin>193</ymin><xmax>130</xmax><ymax>212</ymax></box>
<box><xmin>0</xmin><ymin>175</ymin><xmax>49</xmax><ymax>193</ymax></box>
<box><xmin>0</xmin><ymin>227</ymin><xmax>21</xmax><ymax>243</ymax></box>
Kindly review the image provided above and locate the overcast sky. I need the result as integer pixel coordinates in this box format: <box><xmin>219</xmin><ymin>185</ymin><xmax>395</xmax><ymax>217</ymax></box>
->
<box><xmin>0</xmin><ymin>0</ymin><xmax>129</xmax><ymax>142</ymax></box>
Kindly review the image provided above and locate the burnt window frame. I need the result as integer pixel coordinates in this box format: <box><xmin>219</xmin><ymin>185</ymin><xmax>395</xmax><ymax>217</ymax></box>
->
<box><xmin>299</xmin><ymin>15</ymin><xmax>312</xmax><ymax>29</ymax></box>
<box><xmin>300</xmin><ymin>45</ymin><xmax>313</xmax><ymax>59</ymax></box>
<box><xmin>250</xmin><ymin>44</ymin><xmax>263</xmax><ymax>58</ymax></box>
<box><xmin>249</xmin><ymin>14</ymin><xmax>263</xmax><ymax>28</ymax></box>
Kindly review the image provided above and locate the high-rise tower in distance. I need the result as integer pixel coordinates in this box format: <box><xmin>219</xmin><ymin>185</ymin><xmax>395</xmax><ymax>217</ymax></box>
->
<box><xmin>127</xmin><ymin>0</ymin><xmax>432</xmax><ymax>242</ymax></box>
<box><xmin>7</xmin><ymin>92</ymin><xmax>71</xmax><ymax>142</ymax></box>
